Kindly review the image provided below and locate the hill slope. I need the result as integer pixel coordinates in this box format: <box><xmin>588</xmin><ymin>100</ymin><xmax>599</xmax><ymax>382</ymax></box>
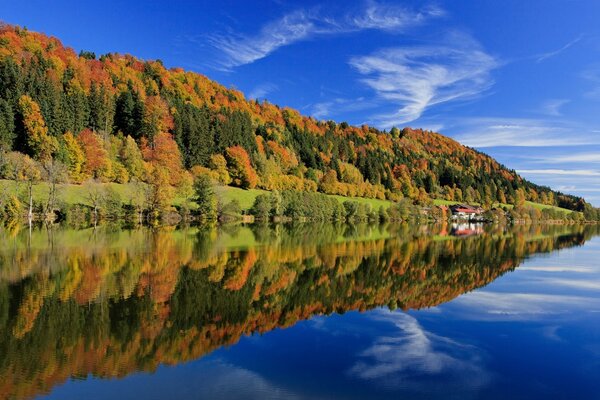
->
<box><xmin>0</xmin><ymin>23</ymin><xmax>589</xmax><ymax>212</ymax></box>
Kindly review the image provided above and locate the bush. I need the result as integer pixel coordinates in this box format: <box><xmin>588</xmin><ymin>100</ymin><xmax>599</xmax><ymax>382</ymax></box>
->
<box><xmin>251</xmin><ymin>194</ymin><xmax>272</xmax><ymax>221</ymax></box>
<box><xmin>219</xmin><ymin>199</ymin><xmax>242</xmax><ymax>220</ymax></box>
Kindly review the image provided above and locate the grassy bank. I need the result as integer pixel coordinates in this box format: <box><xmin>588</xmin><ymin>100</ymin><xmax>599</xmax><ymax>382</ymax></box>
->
<box><xmin>0</xmin><ymin>179</ymin><xmax>575</xmax><ymax>215</ymax></box>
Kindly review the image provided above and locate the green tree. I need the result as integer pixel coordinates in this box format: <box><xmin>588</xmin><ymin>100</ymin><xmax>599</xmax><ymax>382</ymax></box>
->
<box><xmin>193</xmin><ymin>174</ymin><xmax>217</xmax><ymax>220</ymax></box>
<box><xmin>0</xmin><ymin>99</ymin><xmax>15</xmax><ymax>150</ymax></box>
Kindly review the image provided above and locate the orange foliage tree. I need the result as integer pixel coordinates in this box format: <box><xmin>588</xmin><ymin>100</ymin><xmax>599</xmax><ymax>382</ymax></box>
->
<box><xmin>141</xmin><ymin>132</ymin><xmax>184</xmax><ymax>186</ymax></box>
<box><xmin>77</xmin><ymin>129</ymin><xmax>111</xmax><ymax>180</ymax></box>
<box><xmin>225</xmin><ymin>146</ymin><xmax>258</xmax><ymax>189</ymax></box>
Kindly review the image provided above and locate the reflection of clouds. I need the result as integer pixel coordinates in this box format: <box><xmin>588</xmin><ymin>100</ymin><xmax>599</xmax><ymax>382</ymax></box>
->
<box><xmin>349</xmin><ymin>310</ymin><xmax>489</xmax><ymax>393</ymax></box>
<box><xmin>450</xmin><ymin>292</ymin><xmax>600</xmax><ymax>321</ymax></box>
<box><xmin>539</xmin><ymin>278</ymin><xmax>600</xmax><ymax>291</ymax></box>
<box><xmin>541</xmin><ymin>325</ymin><xmax>563</xmax><ymax>342</ymax></box>
<box><xmin>519</xmin><ymin>266</ymin><xmax>595</xmax><ymax>273</ymax></box>
<box><xmin>177</xmin><ymin>359</ymin><xmax>304</xmax><ymax>400</ymax></box>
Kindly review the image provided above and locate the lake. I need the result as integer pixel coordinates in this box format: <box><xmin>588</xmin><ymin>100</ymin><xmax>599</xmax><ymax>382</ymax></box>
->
<box><xmin>0</xmin><ymin>222</ymin><xmax>599</xmax><ymax>399</ymax></box>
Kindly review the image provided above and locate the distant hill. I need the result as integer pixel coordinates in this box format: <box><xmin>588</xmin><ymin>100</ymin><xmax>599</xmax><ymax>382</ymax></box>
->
<box><xmin>0</xmin><ymin>23</ymin><xmax>589</xmax><ymax>211</ymax></box>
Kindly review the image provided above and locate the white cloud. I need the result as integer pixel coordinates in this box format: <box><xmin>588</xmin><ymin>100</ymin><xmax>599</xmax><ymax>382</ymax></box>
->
<box><xmin>539</xmin><ymin>152</ymin><xmax>600</xmax><ymax>163</ymax></box>
<box><xmin>451</xmin><ymin>117</ymin><xmax>600</xmax><ymax>147</ymax></box>
<box><xmin>581</xmin><ymin>64</ymin><xmax>600</xmax><ymax>99</ymax></box>
<box><xmin>517</xmin><ymin>169</ymin><xmax>600</xmax><ymax>176</ymax></box>
<box><xmin>540</xmin><ymin>98</ymin><xmax>570</xmax><ymax>116</ymax></box>
<box><xmin>535</xmin><ymin>35</ymin><xmax>583</xmax><ymax>63</ymax></box>
<box><xmin>349</xmin><ymin>32</ymin><xmax>497</xmax><ymax>126</ymax></box>
<box><xmin>209</xmin><ymin>2</ymin><xmax>442</xmax><ymax>70</ymax></box>
<box><xmin>310</xmin><ymin>97</ymin><xmax>377</xmax><ymax>119</ymax></box>
<box><xmin>351</xmin><ymin>2</ymin><xmax>445</xmax><ymax>31</ymax></box>
<box><xmin>248</xmin><ymin>83</ymin><xmax>278</xmax><ymax>100</ymax></box>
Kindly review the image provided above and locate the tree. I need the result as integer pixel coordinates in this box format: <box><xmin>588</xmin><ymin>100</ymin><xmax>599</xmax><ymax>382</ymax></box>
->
<box><xmin>129</xmin><ymin>178</ymin><xmax>147</xmax><ymax>224</ymax></box>
<box><xmin>319</xmin><ymin>169</ymin><xmax>338</xmax><ymax>194</ymax></box>
<box><xmin>514</xmin><ymin>188</ymin><xmax>526</xmax><ymax>208</ymax></box>
<box><xmin>18</xmin><ymin>95</ymin><xmax>58</xmax><ymax>162</ymax></box>
<box><xmin>59</xmin><ymin>131</ymin><xmax>86</xmax><ymax>183</ymax></box>
<box><xmin>114</xmin><ymin>86</ymin><xmax>144</xmax><ymax>138</ymax></box>
<box><xmin>0</xmin><ymin>98</ymin><xmax>15</xmax><ymax>150</ymax></box>
<box><xmin>88</xmin><ymin>83</ymin><xmax>114</xmax><ymax>134</ymax></box>
<box><xmin>251</xmin><ymin>194</ymin><xmax>272</xmax><ymax>220</ymax></box>
<box><xmin>119</xmin><ymin>135</ymin><xmax>145</xmax><ymax>180</ymax></box>
<box><xmin>142</xmin><ymin>96</ymin><xmax>173</xmax><ymax>144</ymax></box>
<box><xmin>142</xmin><ymin>132</ymin><xmax>184</xmax><ymax>185</ymax></box>
<box><xmin>41</xmin><ymin>159</ymin><xmax>67</xmax><ymax>216</ymax></box>
<box><xmin>146</xmin><ymin>166</ymin><xmax>174</xmax><ymax>217</ymax></box>
<box><xmin>84</xmin><ymin>180</ymin><xmax>105</xmax><ymax>225</ymax></box>
<box><xmin>77</xmin><ymin>129</ymin><xmax>112</xmax><ymax>181</ymax></box>
<box><xmin>193</xmin><ymin>174</ymin><xmax>217</xmax><ymax>220</ymax></box>
<box><xmin>3</xmin><ymin>152</ymin><xmax>40</xmax><ymax>222</ymax></box>
<box><xmin>225</xmin><ymin>146</ymin><xmax>258</xmax><ymax>189</ymax></box>
<box><xmin>209</xmin><ymin>154</ymin><xmax>231</xmax><ymax>185</ymax></box>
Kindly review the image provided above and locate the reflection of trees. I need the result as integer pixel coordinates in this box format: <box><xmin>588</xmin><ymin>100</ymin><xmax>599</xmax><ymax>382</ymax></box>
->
<box><xmin>0</xmin><ymin>223</ymin><xmax>597</xmax><ymax>399</ymax></box>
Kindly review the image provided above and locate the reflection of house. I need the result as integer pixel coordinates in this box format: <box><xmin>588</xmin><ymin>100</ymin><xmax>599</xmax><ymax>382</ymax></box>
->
<box><xmin>450</xmin><ymin>204</ymin><xmax>484</xmax><ymax>219</ymax></box>
<box><xmin>451</xmin><ymin>222</ymin><xmax>484</xmax><ymax>237</ymax></box>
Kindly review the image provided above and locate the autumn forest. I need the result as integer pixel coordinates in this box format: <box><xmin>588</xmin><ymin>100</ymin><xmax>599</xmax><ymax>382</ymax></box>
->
<box><xmin>0</xmin><ymin>23</ymin><xmax>598</xmax><ymax>225</ymax></box>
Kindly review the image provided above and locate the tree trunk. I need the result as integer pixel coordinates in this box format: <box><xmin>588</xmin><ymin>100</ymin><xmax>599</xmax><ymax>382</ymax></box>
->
<box><xmin>28</xmin><ymin>182</ymin><xmax>33</xmax><ymax>224</ymax></box>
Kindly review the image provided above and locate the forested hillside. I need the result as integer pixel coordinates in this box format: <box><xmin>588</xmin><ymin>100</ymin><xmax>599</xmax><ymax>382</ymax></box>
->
<box><xmin>0</xmin><ymin>24</ymin><xmax>590</xmax><ymax>213</ymax></box>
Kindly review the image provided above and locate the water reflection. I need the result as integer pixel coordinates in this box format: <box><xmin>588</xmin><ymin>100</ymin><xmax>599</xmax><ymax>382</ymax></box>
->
<box><xmin>0</xmin><ymin>223</ymin><xmax>598</xmax><ymax>399</ymax></box>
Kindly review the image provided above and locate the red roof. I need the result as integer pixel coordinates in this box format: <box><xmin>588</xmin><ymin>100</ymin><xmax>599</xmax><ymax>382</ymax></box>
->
<box><xmin>454</xmin><ymin>207</ymin><xmax>479</xmax><ymax>213</ymax></box>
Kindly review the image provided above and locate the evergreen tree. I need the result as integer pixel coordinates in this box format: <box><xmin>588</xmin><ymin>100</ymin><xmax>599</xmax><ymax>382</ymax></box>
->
<box><xmin>193</xmin><ymin>174</ymin><xmax>217</xmax><ymax>219</ymax></box>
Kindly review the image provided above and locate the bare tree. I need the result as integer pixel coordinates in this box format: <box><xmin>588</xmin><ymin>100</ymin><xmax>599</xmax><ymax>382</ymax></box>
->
<box><xmin>129</xmin><ymin>178</ymin><xmax>147</xmax><ymax>224</ymax></box>
<box><xmin>84</xmin><ymin>180</ymin><xmax>105</xmax><ymax>226</ymax></box>
<box><xmin>42</xmin><ymin>159</ymin><xmax>68</xmax><ymax>220</ymax></box>
<box><xmin>4</xmin><ymin>153</ymin><xmax>42</xmax><ymax>223</ymax></box>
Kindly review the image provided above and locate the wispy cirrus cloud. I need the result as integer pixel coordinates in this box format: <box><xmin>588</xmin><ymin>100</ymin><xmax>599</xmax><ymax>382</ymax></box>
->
<box><xmin>517</xmin><ymin>169</ymin><xmax>600</xmax><ymax>176</ymax></box>
<box><xmin>310</xmin><ymin>97</ymin><xmax>377</xmax><ymax>120</ymax></box>
<box><xmin>535</xmin><ymin>35</ymin><xmax>583</xmax><ymax>63</ymax></box>
<box><xmin>529</xmin><ymin>151</ymin><xmax>600</xmax><ymax>164</ymax></box>
<box><xmin>451</xmin><ymin>117</ymin><xmax>600</xmax><ymax>147</ymax></box>
<box><xmin>539</xmin><ymin>98</ymin><xmax>570</xmax><ymax>116</ymax></box>
<box><xmin>248</xmin><ymin>82</ymin><xmax>278</xmax><ymax>100</ymax></box>
<box><xmin>349</xmin><ymin>32</ymin><xmax>498</xmax><ymax>126</ymax></box>
<box><xmin>208</xmin><ymin>2</ymin><xmax>443</xmax><ymax>70</ymax></box>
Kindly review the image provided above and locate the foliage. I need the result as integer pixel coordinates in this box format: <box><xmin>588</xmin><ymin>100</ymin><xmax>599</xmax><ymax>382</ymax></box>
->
<box><xmin>18</xmin><ymin>95</ymin><xmax>57</xmax><ymax>161</ymax></box>
<box><xmin>225</xmin><ymin>146</ymin><xmax>258</xmax><ymax>189</ymax></box>
<box><xmin>193</xmin><ymin>174</ymin><xmax>217</xmax><ymax>219</ymax></box>
<box><xmin>0</xmin><ymin>23</ymin><xmax>595</xmax><ymax>218</ymax></box>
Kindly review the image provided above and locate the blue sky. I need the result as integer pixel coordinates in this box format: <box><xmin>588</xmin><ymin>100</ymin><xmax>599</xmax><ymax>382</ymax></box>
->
<box><xmin>2</xmin><ymin>0</ymin><xmax>600</xmax><ymax>205</ymax></box>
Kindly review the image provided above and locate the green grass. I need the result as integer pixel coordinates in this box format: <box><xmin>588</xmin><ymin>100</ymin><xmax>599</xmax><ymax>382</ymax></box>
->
<box><xmin>432</xmin><ymin>199</ymin><xmax>458</xmax><ymax>206</ymax></box>
<box><xmin>214</xmin><ymin>186</ymin><xmax>269</xmax><ymax>210</ymax></box>
<box><xmin>327</xmin><ymin>194</ymin><xmax>393</xmax><ymax>210</ymax></box>
<box><xmin>0</xmin><ymin>179</ymin><xmax>140</xmax><ymax>207</ymax></box>
<box><xmin>524</xmin><ymin>201</ymin><xmax>573</xmax><ymax>214</ymax></box>
<box><xmin>0</xmin><ymin>179</ymin><xmax>578</xmax><ymax>215</ymax></box>
<box><xmin>216</xmin><ymin>185</ymin><xmax>394</xmax><ymax>211</ymax></box>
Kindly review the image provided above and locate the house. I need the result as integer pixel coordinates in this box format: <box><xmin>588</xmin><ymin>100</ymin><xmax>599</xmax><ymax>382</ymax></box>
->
<box><xmin>450</xmin><ymin>204</ymin><xmax>484</xmax><ymax>219</ymax></box>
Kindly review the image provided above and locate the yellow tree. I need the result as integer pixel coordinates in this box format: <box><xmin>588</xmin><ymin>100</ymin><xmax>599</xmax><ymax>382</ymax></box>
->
<box><xmin>61</xmin><ymin>131</ymin><xmax>86</xmax><ymax>183</ymax></box>
<box><xmin>147</xmin><ymin>165</ymin><xmax>174</xmax><ymax>217</ymax></box>
<box><xmin>18</xmin><ymin>95</ymin><xmax>58</xmax><ymax>162</ymax></box>
<box><xmin>514</xmin><ymin>188</ymin><xmax>526</xmax><ymax>208</ymax></box>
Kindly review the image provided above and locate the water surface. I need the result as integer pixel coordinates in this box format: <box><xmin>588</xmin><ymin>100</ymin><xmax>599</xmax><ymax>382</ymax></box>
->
<box><xmin>0</xmin><ymin>223</ymin><xmax>598</xmax><ymax>399</ymax></box>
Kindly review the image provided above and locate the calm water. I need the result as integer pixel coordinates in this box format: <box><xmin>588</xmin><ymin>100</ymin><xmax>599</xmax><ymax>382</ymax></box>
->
<box><xmin>0</xmin><ymin>223</ymin><xmax>599</xmax><ymax>400</ymax></box>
